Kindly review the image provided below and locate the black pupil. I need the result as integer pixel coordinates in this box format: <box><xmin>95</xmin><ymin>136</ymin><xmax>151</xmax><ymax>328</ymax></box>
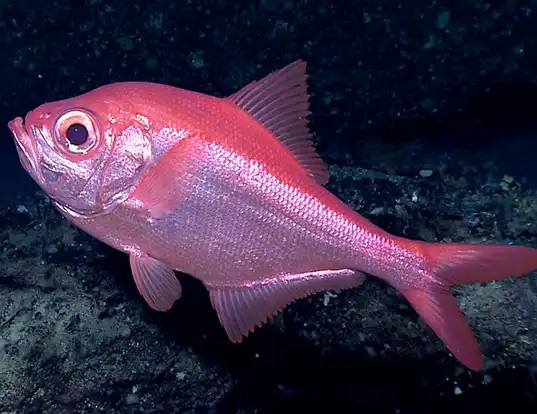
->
<box><xmin>65</xmin><ymin>123</ymin><xmax>89</xmax><ymax>146</ymax></box>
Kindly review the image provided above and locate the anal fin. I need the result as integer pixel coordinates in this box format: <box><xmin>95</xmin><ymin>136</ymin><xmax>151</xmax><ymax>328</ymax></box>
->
<box><xmin>208</xmin><ymin>269</ymin><xmax>366</xmax><ymax>342</ymax></box>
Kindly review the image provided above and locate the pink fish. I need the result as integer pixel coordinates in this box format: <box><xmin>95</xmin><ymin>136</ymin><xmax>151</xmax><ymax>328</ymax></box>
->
<box><xmin>8</xmin><ymin>60</ymin><xmax>537</xmax><ymax>371</ymax></box>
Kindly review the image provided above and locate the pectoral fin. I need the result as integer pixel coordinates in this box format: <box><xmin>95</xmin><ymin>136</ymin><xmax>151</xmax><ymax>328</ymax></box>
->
<box><xmin>130</xmin><ymin>138</ymin><xmax>203</xmax><ymax>219</ymax></box>
<box><xmin>208</xmin><ymin>269</ymin><xmax>366</xmax><ymax>342</ymax></box>
<box><xmin>129</xmin><ymin>254</ymin><xmax>182</xmax><ymax>311</ymax></box>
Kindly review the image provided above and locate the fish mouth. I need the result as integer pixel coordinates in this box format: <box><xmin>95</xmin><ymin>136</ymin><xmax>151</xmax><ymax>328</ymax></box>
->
<box><xmin>8</xmin><ymin>117</ymin><xmax>42</xmax><ymax>182</ymax></box>
<box><xmin>8</xmin><ymin>116</ymin><xmax>61</xmax><ymax>187</ymax></box>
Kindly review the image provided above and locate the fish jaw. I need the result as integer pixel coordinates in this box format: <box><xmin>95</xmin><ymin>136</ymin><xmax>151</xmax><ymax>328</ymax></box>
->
<box><xmin>8</xmin><ymin>116</ymin><xmax>46</xmax><ymax>187</ymax></box>
<box><xmin>8</xmin><ymin>113</ymin><xmax>77</xmax><ymax>205</ymax></box>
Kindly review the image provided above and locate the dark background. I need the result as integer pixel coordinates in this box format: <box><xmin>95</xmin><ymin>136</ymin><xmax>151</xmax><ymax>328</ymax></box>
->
<box><xmin>1</xmin><ymin>0</ymin><xmax>537</xmax><ymax>413</ymax></box>
<box><xmin>3</xmin><ymin>0</ymin><xmax>537</xmax><ymax>201</ymax></box>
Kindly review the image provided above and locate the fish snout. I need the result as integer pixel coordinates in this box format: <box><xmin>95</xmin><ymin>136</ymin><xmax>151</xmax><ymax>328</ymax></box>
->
<box><xmin>8</xmin><ymin>116</ymin><xmax>43</xmax><ymax>183</ymax></box>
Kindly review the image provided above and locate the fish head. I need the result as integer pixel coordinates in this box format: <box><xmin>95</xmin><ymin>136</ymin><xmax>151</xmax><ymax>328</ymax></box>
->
<box><xmin>8</xmin><ymin>84</ymin><xmax>154</xmax><ymax>219</ymax></box>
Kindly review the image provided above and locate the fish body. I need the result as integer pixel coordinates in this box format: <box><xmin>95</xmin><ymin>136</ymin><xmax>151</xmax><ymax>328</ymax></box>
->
<box><xmin>9</xmin><ymin>61</ymin><xmax>537</xmax><ymax>371</ymax></box>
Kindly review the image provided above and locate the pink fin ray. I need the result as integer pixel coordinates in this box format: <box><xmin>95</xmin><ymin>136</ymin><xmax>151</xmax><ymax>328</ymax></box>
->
<box><xmin>398</xmin><ymin>241</ymin><xmax>537</xmax><ymax>371</ymax></box>
<box><xmin>129</xmin><ymin>254</ymin><xmax>182</xmax><ymax>311</ymax></box>
<box><xmin>130</xmin><ymin>139</ymin><xmax>196</xmax><ymax>218</ymax></box>
<box><xmin>208</xmin><ymin>269</ymin><xmax>366</xmax><ymax>342</ymax></box>
<box><xmin>227</xmin><ymin>60</ymin><xmax>330</xmax><ymax>185</ymax></box>
<box><xmin>131</xmin><ymin>165</ymin><xmax>176</xmax><ymax>218</ymax></box>
<box><xmin>424</xmin><ymin>243</ymin><xmax>537</xmax><ymax>285</ymax></box>
<box><xmin>403</xmin><ymin>287</ymin><xmax>481</xmax><ymax>370</ymax></box>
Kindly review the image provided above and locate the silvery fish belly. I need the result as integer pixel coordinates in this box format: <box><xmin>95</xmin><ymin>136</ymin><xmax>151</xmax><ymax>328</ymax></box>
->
<box><xmin>8</xmin><ymin>60</ymin><xmax>537</xmax><ymax>372</ymax></box>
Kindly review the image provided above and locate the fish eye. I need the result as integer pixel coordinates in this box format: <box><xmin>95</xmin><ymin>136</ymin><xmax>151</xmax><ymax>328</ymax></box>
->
<box><xmin>65</xmin><ymin>123</ymin><xmax>89</xmax><ymax>145</ymax></box>
<box><xmin>54</xmin><ymin>109</ymin><xmax>99</xmax><ymax>155</ymax></box>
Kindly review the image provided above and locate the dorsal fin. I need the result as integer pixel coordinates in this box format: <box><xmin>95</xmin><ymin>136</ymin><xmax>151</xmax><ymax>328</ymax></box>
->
<box><xmin>226</xmin><ymin>60</ymin><xmax>330</xmax><ymax>185</ymax></box>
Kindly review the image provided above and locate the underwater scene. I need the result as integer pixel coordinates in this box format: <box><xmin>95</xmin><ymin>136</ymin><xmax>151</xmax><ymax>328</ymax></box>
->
<box><xmin>1</xmin><ymin>1</ymin><xmax>537</xmax><ymax>413</ymax></box>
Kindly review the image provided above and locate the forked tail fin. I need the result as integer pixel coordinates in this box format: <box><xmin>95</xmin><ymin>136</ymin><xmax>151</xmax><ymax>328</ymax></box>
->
<box><xmin>398</xmin><ymin>242</ymin><xmax>537</xmax><ymax>371</ymax></box>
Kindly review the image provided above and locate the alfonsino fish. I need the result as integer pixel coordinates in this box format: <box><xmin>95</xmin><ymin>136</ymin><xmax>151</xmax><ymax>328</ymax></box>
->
<box><xmin>8</xmin><ymin>60</ymin><xmax>537</xmax><ymax>371</ymax></box>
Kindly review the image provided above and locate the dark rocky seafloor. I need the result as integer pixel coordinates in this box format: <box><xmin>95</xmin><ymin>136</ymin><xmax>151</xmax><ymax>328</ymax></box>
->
<box><xmin>2</xmin><ymin>0</ymin><xmax>537</xmax><ymax>413</ymax></box>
